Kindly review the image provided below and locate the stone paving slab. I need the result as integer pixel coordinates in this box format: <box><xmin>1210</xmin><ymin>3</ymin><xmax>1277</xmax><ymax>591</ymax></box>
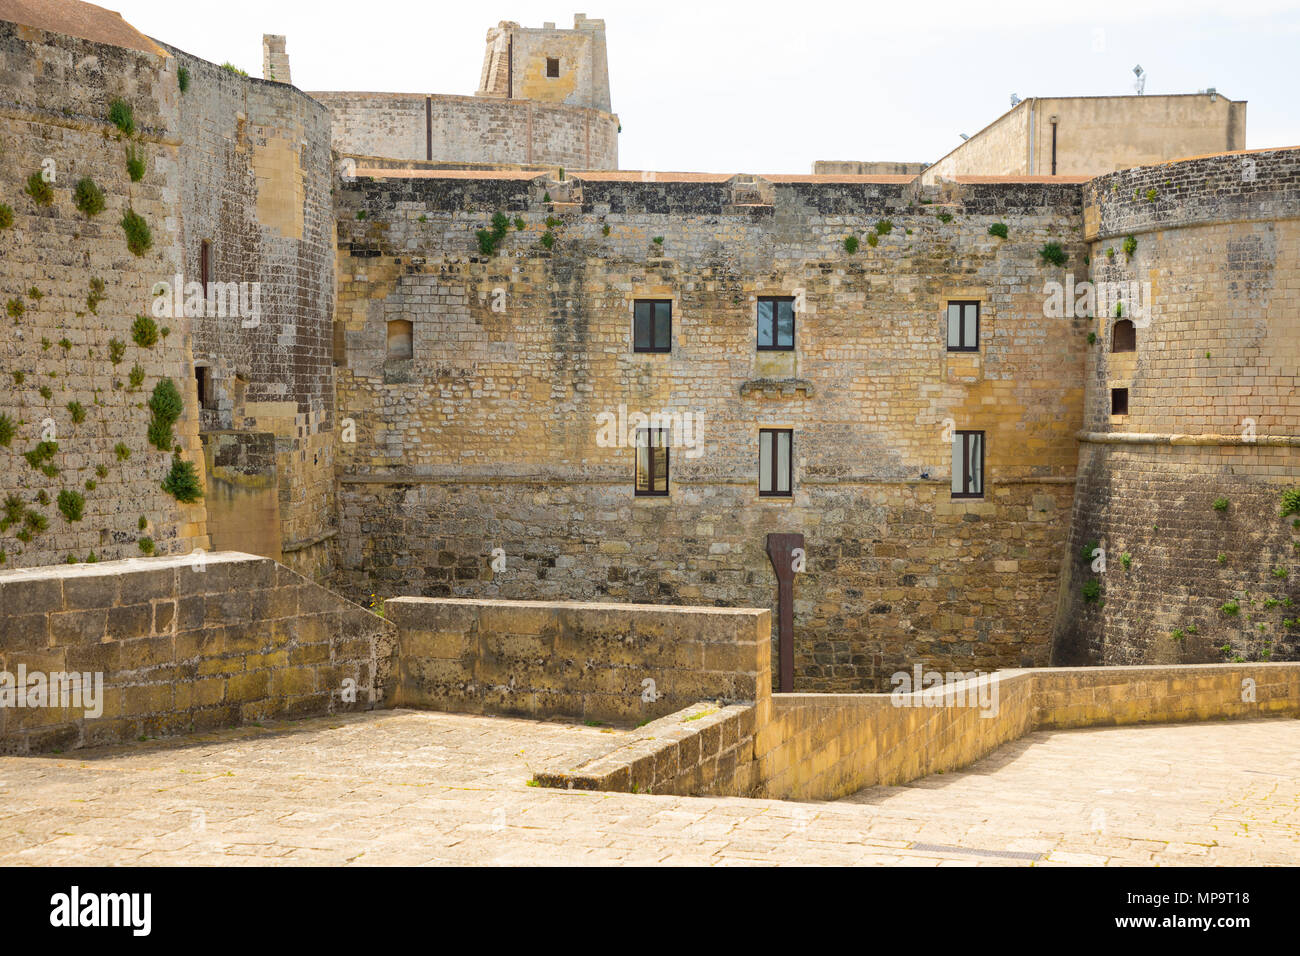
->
<box><xmin>0</xmin><ymin>710</ymin><xmax>1296</xmax><ymax>866</ymax></box>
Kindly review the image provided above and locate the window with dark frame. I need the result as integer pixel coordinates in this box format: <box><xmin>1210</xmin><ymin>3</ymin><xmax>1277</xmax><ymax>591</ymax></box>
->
<box><xmin>759</xmin><ymin>429</ymin><xmax>793</xmax><ymax>497</ymax></box>
<box><xmin>1111</xmin><ymin>387</ymin><xmax>1129</xmax><ymax>415</ymax></box>
<box><xmin>546</xmin><ymin>57</ymin><xmax>560</xmax><ymax>77</ymax></box>
<box><xmin>946</xmin><ymin>300</ymin><xmax>980</xmax><ymax>351</ymax></box>
<box><xmin>633</xmin><ymin>299</ymin><xmax>672</xmax><ymax>353</ymax></box>
<box><xmin>634</xmin><ymin>428</ymin><xmax>669</xmax><ymax>496</ymax></box>
<box><xmin>757</xmin><ymin>296</ymin><xmax>795</xmax><ymax>351</ymax></box>
<box><xmin>951</xmin><ymin>430</ymin><xmax>985</xmax><ymax>499</ymax></box>
<box><xmin>1112</xmin><ymin>319</ymin><xmax>1136</xmax><ymax>352</ymax></box>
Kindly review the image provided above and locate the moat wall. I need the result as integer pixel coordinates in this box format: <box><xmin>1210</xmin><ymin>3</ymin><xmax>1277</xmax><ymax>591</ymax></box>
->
<box><xmin>0</xmin><ymin>19</ymin><xmax>206</xmax><ymax>566</ymax></box>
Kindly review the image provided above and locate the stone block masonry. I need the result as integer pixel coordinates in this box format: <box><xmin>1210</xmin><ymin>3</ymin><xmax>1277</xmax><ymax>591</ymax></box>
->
<box><xmin>385</xmin><ymin>597</ymin><xmax>769</xmax><ymax>725</ymax></box>
<box><xmin>332</xmin><ymin>171</ymin><xmax>1089</xmax><ymax>692</ymax></box>
<box><xmin>1055</xmin><ymin>147</ymin><xmax>1300</xmax><ymax>666</ymax></box>
<box><xmin>0</xmin><ymin>19</ymin><xmax>206</xmax><ymax>567</ymax></box>
<box><xmin>0</xmin><ymin>552</ymin><xmax>395</xmax><ymax>754</ymax></box>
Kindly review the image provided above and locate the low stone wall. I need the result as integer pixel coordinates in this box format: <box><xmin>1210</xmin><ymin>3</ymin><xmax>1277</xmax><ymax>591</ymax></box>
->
<box><xmin>536</xmin><ymin>701</ymin><xmax>758</xmax><ymax>796</ymax></box>
<box><xmin>755</xmin><ymin>663</ymin><xmax>1300</xmax><ymax>799</ymax></box>
<box><xmin>385</xmin><ymin>598</ymin><xmax>769</xmax><ymax>725</ymax></box>
<box><xmin>0</xmin><ymin>553</ymin><xmax>395</xmax><ymax>754</ymax></box>
<box><xmin>536</xmin><ymin>660</ymin><xmax>1300</xmax><ymax>800</ymax></box>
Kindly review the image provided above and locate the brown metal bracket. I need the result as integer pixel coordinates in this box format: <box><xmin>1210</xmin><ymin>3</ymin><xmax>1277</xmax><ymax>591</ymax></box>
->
<box><xmin>765</xmin><ymin>532</ymin><xmax>804</xmax><ymax>692</ymax></box>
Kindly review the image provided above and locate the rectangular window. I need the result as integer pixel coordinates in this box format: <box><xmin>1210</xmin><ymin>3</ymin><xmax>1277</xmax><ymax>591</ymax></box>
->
<box><xmin>633</xmin><ymin>300</ymin><xmax>672</xmax><ymax>353</ymax></box>
<box><xmin>946</xmin><ymin>301</ymin><xmax>979</xmax><ymax>351</ymax></box>
<box><xmin>635</xmin><ymin>428</ymin><xmax>669</xmax><ymax>496</ymax></box>
<box><xmin>757</xmin><ymin>297</ymin><xmax>795</xmax><ymax>351</ymax></box>
<box><xmin>759</xmin><ymin>429</ymin><xmax>793</xmax><ymax>496</ymax></box>
<box><xmin>546</xmin><ymin>57</ymin><xmax>560</xmax><ymax>77</ymax></box>
<box><xmin>1111</xmin><ymin>387</ymin><xmax>1129</xmax><ymax>415</ymax></box>
<box><xmin>200</xmin><ymin>239</ymin><xmax>211</xmax><ymax>293</ymax></box>
<box><xmin>951</xmin><ymin>430</ymin><xmax>985</xmax><ymax>499</ymax></box>
<box><xmin>195</xmin><ymin>365</ymin><xmax>213</xmax><ymax>410</ymax></box>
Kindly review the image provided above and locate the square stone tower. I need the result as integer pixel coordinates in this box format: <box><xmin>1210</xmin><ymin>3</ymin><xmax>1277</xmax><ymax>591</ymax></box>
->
<box><xmin>263</xmin><ymin>33</ymin><xmax>290</xmax><ymax>84</ymax></box>
<box><xmin>477</xmin><ymin>14</ymin><xmax>611</xmax><ymax>112</ymax></box>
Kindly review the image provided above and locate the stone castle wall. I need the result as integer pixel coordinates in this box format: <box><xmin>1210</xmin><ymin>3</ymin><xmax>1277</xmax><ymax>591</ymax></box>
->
<box><xmin>312</xmin><ymin>92</ymin><xmax>619</xmax><ymax>171</ymax></box>
<box><xmin>330</xmin><ymin>172</ymin><xmax>1089</xmax><ymax>692</ymax></box>
<box><xmin>1053</xmin><ymin>148</ymin><xmax>1300</xmax><ymax>666</ymax></box>
<box><xmin>0</xmin><ymin>19</ymin><xmax>207</xmax><ymax>567</ymax></box>
<box><xmin>161</xmin><ymin>44</ymin><xmax>339</xmax><ymax>581</ymax></box>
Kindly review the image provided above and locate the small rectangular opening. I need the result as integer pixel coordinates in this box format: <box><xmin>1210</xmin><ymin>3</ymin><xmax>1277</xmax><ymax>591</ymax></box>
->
<box><xmin>195</xmin><ymin>365</ymin><xmax>214</xmax><ymax>410</ymax></box>
<box><xmin>1111</xmin><ymin>387</ymin><xmax>1129</xmax><ymax>416</ymax></box>
<box><xmin>546</xmin><ymin>57</ymin><xmax>560</xmax><ymax>77</ymax></box>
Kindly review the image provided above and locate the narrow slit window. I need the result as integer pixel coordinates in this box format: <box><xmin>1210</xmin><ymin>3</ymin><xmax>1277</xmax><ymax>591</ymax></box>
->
<box><xmin>635</xmin><ymin>428</ymin><xmax>669</xmax><ymax>496</ymax></box>
<box><xmin>194</xmin><ymin>364</ymin><xmax>214</xmax><ymax>410</ymax></box>
<box><xmin>1111</xmin><ymin>387</ymin><xmax>1129</xmax><ymax>415</ymax></box>
<box><xmin>633</xmin><ymin>300</ymin><xmax>672</xmax><ymax>353</ymax></box>
<box><xmin>199</xmin><ymin>239</ymin><xmax>211</xmax><ymax>293</ymax></box>
<box><xmin>757</xmin><ymin>296</ymin><xmax>795</xmax><ymax>351</ymax></box>
<box><xmin>951</xmin><ymin>430</ymin><xmax>985</xmax><ymax>499</ymax></box>
<box><xmin>946</xmin><ymin>301</ymin><xmax>980</xmax><ymax>351</ymax></box>
<box><xmin>759</xmin><ymin>429</ymin><xmax>793</xmax><ymax>496</ymax></box>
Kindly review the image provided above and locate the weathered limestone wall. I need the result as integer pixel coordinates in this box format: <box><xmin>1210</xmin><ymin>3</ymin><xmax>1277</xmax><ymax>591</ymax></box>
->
<box><xmin>755</xmin><ymin>662</ymin><xmax>1300</xmax><ymax>799</ymax></box>
<box><xmin>332</xmin><ymin>172</ymin><xmax>1088</xmax><ymax>692</ymax></box>
<box><xmin>539</xmin><ymin>660</ymin><xmax>1300</xmax><ymax>800</ymax></box>
<box><xmin>385</xmin><ymin>597</ymin><xmax>769</xmax><ymax>724</ymax></box>
<box><xmin>311</xmin><ymin>92</ymin><xmax>619</xmax><ymax>171</ymax></box>
<box><xmin>0</xmin><ymin>18</ymin><xmax>208</xmax><ymax>566</ymax></box>
<box><xmin>1054</xmin><ymin>147</ymin><xmax>1300</xmax><ymax>666</ymax></box>
<box><xmin>161</xmin><ymin>44</ymin><xmax>338</xmax><ymax>582</ymax></box>
<box><xmin>537</xmin><ymin>700</ymin><xmax>759</xmax><ymax>796</ymax></box>
<box><xmin>0</xmin><ymin>552</ymin><xmax>395</xmax><ymax>754</ymax></box>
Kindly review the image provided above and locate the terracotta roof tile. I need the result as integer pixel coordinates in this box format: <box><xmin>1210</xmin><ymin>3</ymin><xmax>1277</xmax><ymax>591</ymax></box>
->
<box><xmin>0</xmin><ymin>0</ymin><xmax>165</xmax><ymax>57</ymax></box>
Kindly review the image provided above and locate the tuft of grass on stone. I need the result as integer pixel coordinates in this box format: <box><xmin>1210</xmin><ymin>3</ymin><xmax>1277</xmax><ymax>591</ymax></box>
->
<box><xmin>161</xmin><ymin>455</ymin><xmax>203</xmax><ymax>503</ymax></box>
<box><xmin>25</xmin><ymin>172</ymin><xmax>53</xmax><ymax>207</ymax></box>
<box><xmin>126</xmin><ymin>145</ymin><xmax>146</xmax><ymax>182</ymax></box>
<box><xmin>0</xmin><ymin>203</ymin><xmax>13</xmax><ymax>229</ymax></box>
<box><xmin>843</xmin><ymin>235</ymin><xmax>859</xmax><ymax>253</ymax></box>
<box><xmin>108</xmin><ymin>99</ymin><xmax>135</xmax><ymax>135</ymax></box>
<box><xmin>57</xmin><ymin>489</ymin><xmax>85</xmax><ymax>522</ymax></box>
<box><xmin>132</xmin><ymin>314</ymin><xmax>159</xmax><ymax>348</ymax></box>
<box><xmin>988</xmin><ymin>222</ymin><xmax>1008</xmax><ymax>239</ymax></box>
<box><xmin>178</xmin><ymin>67</ymin><xmax>191</xmax><ymax>93</ymax></box>
<box><xmin>120</xmin><ymin>209</ymin><xmax>152</xmax><ymax>256</ymax></box>
<box><xmin>73</xmin><ymin>178</ymin><xmax>105</xmax><ymax>217</ymax></box>
<box><xmin>1039</xmin><ymin>242</ymin><xmax>1067</xmax><ymax>267</ymax></box>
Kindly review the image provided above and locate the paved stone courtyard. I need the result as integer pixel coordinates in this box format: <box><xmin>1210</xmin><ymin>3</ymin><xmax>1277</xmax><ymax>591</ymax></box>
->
<box><xmin>1</xmin><ymin>711</ymin><xmax>1296</xmax><ymax>866</ymax></box>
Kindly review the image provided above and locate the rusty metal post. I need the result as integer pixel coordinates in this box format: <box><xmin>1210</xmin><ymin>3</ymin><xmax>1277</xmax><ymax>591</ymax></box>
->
<box><xmin>765</xmin><ymin>532</ymin><xmax>803</xmax><ymax>693</ymax></box>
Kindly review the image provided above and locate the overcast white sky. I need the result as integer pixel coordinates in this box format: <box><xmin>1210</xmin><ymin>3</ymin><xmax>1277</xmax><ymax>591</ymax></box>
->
<box><xmin>111</xmin><ymin>0</ymin><xmax>1300</xmax><ymax>173</ymax></box>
